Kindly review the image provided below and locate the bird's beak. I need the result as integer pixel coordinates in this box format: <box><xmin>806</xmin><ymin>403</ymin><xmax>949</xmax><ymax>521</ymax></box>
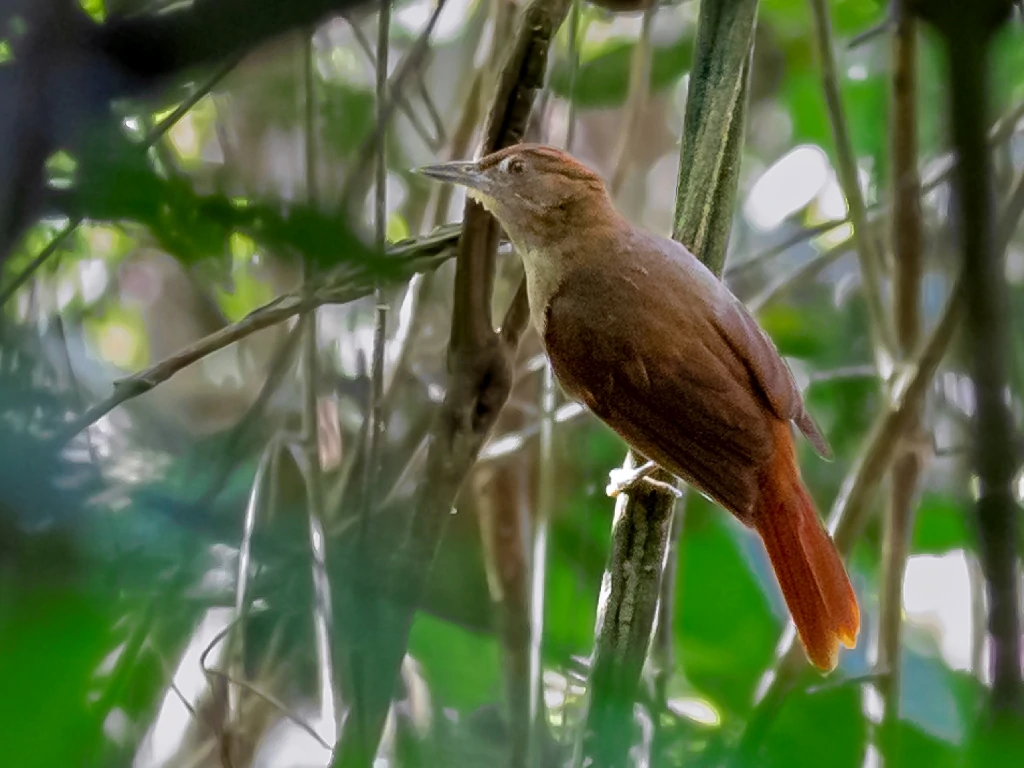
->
<box><xmin>415</xmin><ymin>160</ymin><xmax>491</xmax><ymax>193</ymax></box>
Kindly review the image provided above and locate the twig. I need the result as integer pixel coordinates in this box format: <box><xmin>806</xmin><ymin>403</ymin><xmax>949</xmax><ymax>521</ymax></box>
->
<box><xmin>608</xmin><ymin>6</ymin><xmax>654</xmax><ymax>197</ymax></box>
<box><xmin>55</xmin><ymin>228</ymin><xmax>462</xmax><ymax>449</ymax></box>
<box><xmin>747</xmin><ymin>232</ymin><xmax>854</xmax><ymax>313</ymax></box>
<box><xmin>478</xmin><ymin>400</ymin><xmax>587</xmax><ymax>463</ymax></box>
<box><xmin>877</xmin><ymin>3</ymin><xmax>924</xmax><ymax>757</ymax></box>
<box><xmin>724</xmin><ymin>219</ymin><xmax>850</xmax><ymax>280</ymax></box>
<box><xmin>528</xmin><ymin>359</ymin><xmax>557</xmax><ymax>768</ymax></box>
<box><xmin>564</xmin><ymin>0</ymin><xmax>584</xmax><ymax>150</ymax></box>
<box><xmin>302</xmin><ymin>28</ymin><xmax>340</xmax><ymax>753</ymax></box>
<box><xmin>348</xmin><ymin>2</ymin><xmax>392</xmax><ymax>759</ymax></box>
<box><xmin>366</xmin><ymin>0</ymin><xmax>392</xmax><ymax>524</ymax></box>
<box><xmin>827</xmin><ymin>273</ymin><xmax>963</xmax><ymax>581</ymax></box>
<box><xmin>228</xmin><ymin>441</ymin><xmax>277</xmax><ymax>723</ymax></box>
<box><xmin>339</xmin><ymin>67</ymin><xmax>489</xmax><ymax>517</ymax></box>
<box><xmin>345</xmin><ymin>15</ymin><xmax>444</xmax><ymax>150</ymax></box>
<box><xmin>847</xmin><ymin>5</ymin><xmax>895</xmax><ymax>50</ymax></box>
<box><xmin>730</xmin><ymin>95</ymin><xmax>1024</xmax><ymax>296</ymax></box>
<box><xmin>338</xmin><ymin>0</ymin><xmax>449</xmax><ymax>212</ymax></box>
<box><xmin>808</xmin><ymin>0</ymin><xmax>896</xmax><ymax>367</ymax></box>
<box><xmin>199</xmin><ymin>620</ymin><xmax>334</xmax><ymax>753</ymax></box>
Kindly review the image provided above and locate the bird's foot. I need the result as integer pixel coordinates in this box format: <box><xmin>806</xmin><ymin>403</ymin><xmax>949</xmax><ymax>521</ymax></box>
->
<box><xmin>606</xmin><ymin>460</ymin><xmax>681</xmax><ymax>497</ymax></box>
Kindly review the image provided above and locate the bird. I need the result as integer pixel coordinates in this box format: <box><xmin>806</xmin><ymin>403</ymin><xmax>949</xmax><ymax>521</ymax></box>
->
<box><xmin>416</xmin><ymin>143</ymin><xmax>860</xmax><ymax>671</ymax></box>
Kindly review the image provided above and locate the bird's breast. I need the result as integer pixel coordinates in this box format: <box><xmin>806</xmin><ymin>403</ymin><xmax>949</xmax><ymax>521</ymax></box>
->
<box><xmin>521</xmin><ymin>247</ymin><xmax>575</xmax><ymax>337</ymax></box>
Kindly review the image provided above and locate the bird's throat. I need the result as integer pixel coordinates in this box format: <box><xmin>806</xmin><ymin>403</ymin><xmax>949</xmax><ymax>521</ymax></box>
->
<box><xmin>519</xmin><ymin>245</ymin><xmax>576</xmax><ymax>337</ymax></box>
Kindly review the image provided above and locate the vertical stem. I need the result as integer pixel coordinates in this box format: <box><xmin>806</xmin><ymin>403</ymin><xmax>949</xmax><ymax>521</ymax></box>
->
<box><xmin>528</xmin><ymin>361</ymin><xmax>556</xmax><ymax>768</ymax></box>
<box><xmin>573</xmin><ymin>453</ymin><xmax>677</xmax><ymax>768</ymax></box>
<box><xmin>563</xmin><ymin>0</ymin><xmax>583</xmax><ymax>151</ymax></box>
<box><xmin>807</xmin><ymin>0</ymin><xmax>896</xmax><ymax>365</ymax></box>
<box><xmin>651</xmin><ymin>492</ymin><xmax>684</xmax><ymax>716</ymax></box>
<box><xmin>365</xmin><ymin>0</ymin><xmax>391</xmax><ymax>530</ymax></box>
<box><xmin>528</xmin><ymin>6</ymin><xmax>581</xmax><ymax>764</ymax></box>
<box><xmin>352</xmin><ymin>2</ymin><xmax>392</xmax><ymax>762</ymax></box>
<box><xmin>945</xmin><ymin>28</ymin><xmax>1023</xmax><ymax>718</ymax></box>
<box><xmin>877</xmin><ymin>3</ymin><xmax>924</xmax><ymax>759</ymax></box>
<box><xmin>303</xmin><ymin>28</ymin><xmax>338</xmax><ymax>750</ymax></box>
<box><xmin>608</xmin><ymin>7</ymin><xmax>654</xmax><ymax>198</ymax></box>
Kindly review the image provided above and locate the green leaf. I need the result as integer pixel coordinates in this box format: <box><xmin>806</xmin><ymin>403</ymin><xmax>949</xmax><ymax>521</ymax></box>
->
<box><xmin>675</xmin><ymin>496</ymin><xmax>778</xmax><ymax>716</ymax></box>
<box><xmin>0</xmin><ymin>584</ymin><xmax>116</xmax><ymax>766</ymax></box>
<box><xmin>888</xmin><ymin>721</ymin><xmax>960</xmax><ymax>768</ymax></box>
<box><xmin>900</xmin><ymin>647</ymin><xmax>978</xmax><ymax>742</ymax></box>
<box><xmin>548</xmin><ymin>32</ymin><xmax>695</xmax><ymax>108</ymax></box>
<box><xmin>408</xmin><ymin>614</ymin><xmax>501</xmax><ymax>710</ymax></box>
<box><xmin>756</xmin><ymin>681</ymin><xmax>867</xmax><ymax>768</ymax></box>
<box><xmin>912</xmin><ymin>493</ymin><xmax>972</xmax><ymax>555</ymax></box>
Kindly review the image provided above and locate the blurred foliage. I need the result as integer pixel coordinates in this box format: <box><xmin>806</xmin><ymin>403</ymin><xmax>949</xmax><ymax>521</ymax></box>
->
<box><xmin>1</xmin><ymin>0</ymin><xmax>1024</xmax><ymax>766</ymax></box>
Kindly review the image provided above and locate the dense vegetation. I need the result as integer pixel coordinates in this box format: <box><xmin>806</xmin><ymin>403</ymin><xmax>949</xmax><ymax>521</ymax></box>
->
<box><xmin>1</xmin><ymin>0</ymin><xmax>1023</xmax><ymax>766</ymax></box>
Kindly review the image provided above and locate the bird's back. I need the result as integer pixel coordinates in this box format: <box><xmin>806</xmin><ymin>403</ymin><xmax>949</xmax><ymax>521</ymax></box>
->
<box><xmin>540</xmin><ymin>227</ymin><xmax>779</xmax><ymax>519</ymax></box>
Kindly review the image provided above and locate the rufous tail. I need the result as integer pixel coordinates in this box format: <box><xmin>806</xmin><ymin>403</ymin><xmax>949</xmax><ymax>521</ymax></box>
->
<box><xmin>753</xmin><ymin>421</ymin><xmax>860</xmax><ymax>671</ymax></box>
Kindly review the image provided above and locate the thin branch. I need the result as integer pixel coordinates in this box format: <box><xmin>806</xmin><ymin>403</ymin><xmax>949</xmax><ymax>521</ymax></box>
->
<box><xmin>877</xmin><ymin>4</ymin><xmax>924</xmax><ymax>760</ymax></box>
<box><xmin>349</xmin><ymin>1</ymin><xmax>392</xmax><ymax>758</ymax></box>
<box><xmin>747</xmin><ymin>232</ymin><xmax>854</xmax><ymax>313</ymax></box>
<box><xmin>345</xmin><ymin>15</ymin><xmax>444</xmax><ymax>151</ymax></box>
<box><xmin>564</xmin><ymin>0</ymin><xmax>584</xmax><ymax>150</ymax></box>
<box><xmin>528</xmin><ymin>359</ymin><xmax>557</xmax><ymax>768</ymax></box>
<box><xmin>831</xmin><ymin>277</ymin><xmax>963</xmax><ymax>563</ymax></box>
<box><xmin>608</xmin><ymin>6</ymin><xmax>654</xmax><ymax>197</ymax></box>
<box><xmin>808</xmin><ymin>0</ymin><xmax>896</xmax><ymax>367</ymax></box>
<box><xmin>343</xmin><ymin>66</ymin><xmax>489</xmax><ymax>512</ymax></box>
<box><xmin>365</xmin><ymin>0</ymin><xmax>393</xmax><ymax>528</ymax></box>
<box><xmin>478</xmin><ymin>400</ymin><xmax>587</xmax><ymax>463</ymax></box>
<box><xmin>302</xmin><ymin>28</ymin><xmax>340</xmax><ymax>752</ymax></box>
<box><xmin>228</xmin><ymin>442</ymin><xmax>277</xmax><ymax>722</ymax></box>
<box><xmin>338</xmin><ymin>0</ymin><xmax>448</xmax><ymax>212</ymax></box>
<box><xmin>724</xmin><ymin>218</ymin><xmax>850</xmax><ymax>281</ymax></box>
<box><xmin>745</xmin><ymin>95</ymin><xmax>1024</xmax><ymax>315</ymax></box>
<box><xmin>199</xmin><ymin>626</ymin><xmax>334</xmax><ymax>753</ymax></box>
<box><xmin>55</xmin><ymin>229</ymin><xmax>462</xmax><ymax>449</ymax></box>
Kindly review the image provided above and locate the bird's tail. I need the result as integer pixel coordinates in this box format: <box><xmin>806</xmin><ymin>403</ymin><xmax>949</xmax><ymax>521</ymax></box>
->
<box><xmin>752</xmin><ymin>421</ymin><xmax>860</xmax><ymax>671</ymax></box>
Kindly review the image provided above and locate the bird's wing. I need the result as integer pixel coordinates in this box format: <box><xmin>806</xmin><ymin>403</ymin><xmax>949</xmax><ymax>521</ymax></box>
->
<box><xmin>542</xmin><ymin>264</ymin><xmax>773</xmax><ymax>519</ymax></box>
<box><xmin>651</xmin><ymin>233</ymin><xmax>832</xmax><ymax>459</ymax></box>
<box><xmin>712</xmin><ymin>298</ymin><xmax>832</xmax><ymax>459</ymax></box>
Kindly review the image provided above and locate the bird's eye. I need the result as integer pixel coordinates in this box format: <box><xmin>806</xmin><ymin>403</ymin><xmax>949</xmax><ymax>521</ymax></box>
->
<box><xmin>500</xmin><ymin>156</ymin><xmax>525</xmax><ymax>175</ymax></box>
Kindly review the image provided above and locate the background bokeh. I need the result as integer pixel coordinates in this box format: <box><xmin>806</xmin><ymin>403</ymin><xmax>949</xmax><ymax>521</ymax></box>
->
<box><xmin>1</xmin><ymin>0</ymin><xmax>1023</xmax><ymax>766</ymax></box>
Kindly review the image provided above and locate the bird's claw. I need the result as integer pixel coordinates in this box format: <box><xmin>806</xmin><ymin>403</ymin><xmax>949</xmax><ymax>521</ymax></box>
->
<box><xmin>606</xmin><ymin>460</ymin><xmax>680</xmax><ymax>497</ymax></box>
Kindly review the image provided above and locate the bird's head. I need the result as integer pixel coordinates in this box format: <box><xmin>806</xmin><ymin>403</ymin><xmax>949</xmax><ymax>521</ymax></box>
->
<box><xmin>416</xmin><ymin>143</ymin><xmax>615</xmax><ymax>252</ymax></box>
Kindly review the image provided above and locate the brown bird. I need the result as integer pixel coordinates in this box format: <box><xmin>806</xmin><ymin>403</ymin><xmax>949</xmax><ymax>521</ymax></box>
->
<box><xmin>417</xmin><ymin>144</ymin><xmax>860</xmax><ymax>671</ymax></box>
